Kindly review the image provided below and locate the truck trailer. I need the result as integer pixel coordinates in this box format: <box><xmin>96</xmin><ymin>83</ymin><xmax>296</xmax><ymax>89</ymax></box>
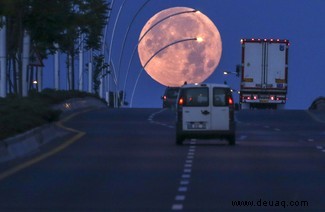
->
<box><xmin>240</xmin><ymin>38</ymin><xmax>289</xmax><ymax>109</ymax></box>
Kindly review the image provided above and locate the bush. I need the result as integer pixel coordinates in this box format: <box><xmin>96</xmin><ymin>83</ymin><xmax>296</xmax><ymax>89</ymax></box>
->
<box><xmin>0</xmin><ymin>89</ymin><xmax>101</xmax><ymax>140</ymax></box>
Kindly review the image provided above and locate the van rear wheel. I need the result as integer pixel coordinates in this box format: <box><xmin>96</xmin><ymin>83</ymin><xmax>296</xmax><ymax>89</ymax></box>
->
<box><xmin>176</xmin><ymin>134</ymin><xmax>184</xmax><ymax>145</ymax></box>
<box><xmin>228</xmin><ymin>134</ymin><xmax>236</xmax><ymax>146</ymax></box>
<box><xmin>176</xmin><ymin>131</ymin><xmax>184</xmax><ymax>145</ymax></box>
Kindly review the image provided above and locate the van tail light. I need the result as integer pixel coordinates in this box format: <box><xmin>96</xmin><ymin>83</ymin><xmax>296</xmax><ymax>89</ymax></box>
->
<box><xmin>163</xmin><ymin>95</ymin><xmax>167</xmax><ymax>101</ymax></box>
<box><xmin>229</xmin><ymin>97</ymin><xmax>235</xmax><ymax>121</ymax></box>
<box><xmin>178</xmin><ymin>97</ymin><xmax>184</xmax><ymax>106</ymax></box>
<box><xmin>228</xmin><ymin>97</ymin><xmax>234</xmax><ymax>105</ymax></box>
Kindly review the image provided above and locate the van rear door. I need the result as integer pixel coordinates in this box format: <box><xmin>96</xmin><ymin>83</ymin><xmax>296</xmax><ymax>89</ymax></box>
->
<box><xmin>210</xmin><ymin>87</ymin><xmax>230</xmax><ymax>130</ymax></box>
<box><xmin>180</xmin><ymin>87</ymin><xmax>210</xmax><ymax>131</ymax></box>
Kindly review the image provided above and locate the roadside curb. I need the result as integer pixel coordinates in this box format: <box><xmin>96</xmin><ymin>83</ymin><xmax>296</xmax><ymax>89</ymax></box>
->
<box><xmin>306</xmin><ymin>110</ymin><xmax>325</xmax><ymax>124</ymax></box>
<box><xmin>0</xmin><ymin>97</ymin><xmax>107</xmax><ymax>163</ymax></box>
<box><xmin>0</xmin><ymin>123</ymin><xmax>71</xmax><ymax>162</ymax></box>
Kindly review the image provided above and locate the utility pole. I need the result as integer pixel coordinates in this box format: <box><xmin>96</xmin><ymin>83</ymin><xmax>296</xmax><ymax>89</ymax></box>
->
<box><xmin>0</xmin><ymin>17</ymin><xmax>6</xmax><ymax>97</ymax></box>
<box><xmin>54</xmin><ymin>44</ymin><xmax>60</xmax><ymax>90</ymax></box>
<box><xmin>22</xmin><ymin>30</ymin><xmax>30</xmax><ymax>96</ymax></box>
<box><xmin>88</xmin><ymin>51</ymin><xmax>93</xmax><ymax>93</ymax></box>
<box><xmin>37</xmin><ymin>67</ymin><xmax>42</xmax><ymax>92</ymax></box>
<box><xmin>78</xmin><ymin>34</ymin><xmax>83</xmax><ymax>91</ymax></box>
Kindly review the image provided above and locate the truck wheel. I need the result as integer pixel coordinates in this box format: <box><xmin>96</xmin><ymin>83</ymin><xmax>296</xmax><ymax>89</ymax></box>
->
<box><xmin>176</xmin><ymin>131</ymin><xmax>184</xmax><ymax>145</ymax></box>
<box><xmin>228</xmin><ymin>134</ymin><xmax>236</xmax><ymax>146</ymax></box>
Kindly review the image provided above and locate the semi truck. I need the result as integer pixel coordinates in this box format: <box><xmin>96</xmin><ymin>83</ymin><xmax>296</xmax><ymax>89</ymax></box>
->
<box><xmin>240</xmin><ymin>38</ymin><xmax>289</xmax><ymax>109</ymax></box>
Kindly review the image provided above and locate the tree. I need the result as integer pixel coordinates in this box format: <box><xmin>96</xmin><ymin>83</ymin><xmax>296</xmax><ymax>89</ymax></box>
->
<box><xmin>54</xmin><ymin>0</ymin><xmax>109</xmax><ymax>90</ymax></box>
<box><xmin>0</xmin><ymin>0</ymin><xmax>110</xmax><ymax>94</ymax></box>
<box><xmin>92</xmin><ymin>54</ymin><xmax>109</xmax><ymax>95</ymax></box>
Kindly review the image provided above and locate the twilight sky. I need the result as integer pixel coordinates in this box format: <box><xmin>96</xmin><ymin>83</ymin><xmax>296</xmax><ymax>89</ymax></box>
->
<box><xmin>43</xmin><ymin>0</ymin><xmax>325</xmax><ymax>109</ymax></box>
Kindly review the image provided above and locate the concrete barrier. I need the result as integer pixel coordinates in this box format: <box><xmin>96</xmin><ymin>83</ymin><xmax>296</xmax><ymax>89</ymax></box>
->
<box><xmin>0</xmin><ymin>97</ymin><xmax>107</xmax><ymax>162</ymax></box>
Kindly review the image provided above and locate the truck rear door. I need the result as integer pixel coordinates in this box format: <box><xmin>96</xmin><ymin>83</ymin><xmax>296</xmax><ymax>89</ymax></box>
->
<box><xmin>266</xmin><ymin>42</ymin><xmax>288</xmax><ymax>90</ymax></box>
<box><xmin>242</xmin><ymin>42</ymin><xmax>263</xmax><ymax>89</ymax></box>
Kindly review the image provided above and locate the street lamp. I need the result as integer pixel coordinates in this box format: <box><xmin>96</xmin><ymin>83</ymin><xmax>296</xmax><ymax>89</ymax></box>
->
<box><xmin>130</xmin><ymin>37</ymin><xmax>202</xmax><ymax>107</ymax></box>
<box><xmin>223</xmin><ymin>71</ymin><xmax>238</xmax><ymax>75</ymax></box>
<box><xmin>223</xmin><ymin>65</ymin><xmax>242</xmax><ymax>77</ymax></box>
<box><xmin>123</xmin><ymin>9</ymin><xmax>198</xmax><ymax>104</ymax></box>
<box><xmin>116</xmin><ymin>0</ymin><xmax>153</xmax><ymax>90</ymax></box>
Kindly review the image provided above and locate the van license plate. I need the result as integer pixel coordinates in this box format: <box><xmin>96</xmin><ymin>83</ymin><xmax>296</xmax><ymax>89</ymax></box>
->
<box><xmin>188</xmin><ymin>122</ymin><xmax>206</xmax><ymax>129</ymax></box>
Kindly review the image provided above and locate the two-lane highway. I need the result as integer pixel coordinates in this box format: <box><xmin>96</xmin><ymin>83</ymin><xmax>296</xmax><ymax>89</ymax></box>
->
<box><xmin>0</xmin><ymin>108</ymin><xmax>324</xmax><ymax>211</ymax></box>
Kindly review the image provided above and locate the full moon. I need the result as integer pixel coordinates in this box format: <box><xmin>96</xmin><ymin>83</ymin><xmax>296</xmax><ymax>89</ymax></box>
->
<box><xmin>138</xmin><ymin>7</ymin><xmax>222</xmax><ymax>87</ymax></box>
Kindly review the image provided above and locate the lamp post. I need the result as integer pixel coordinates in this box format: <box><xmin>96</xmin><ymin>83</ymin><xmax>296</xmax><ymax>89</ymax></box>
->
<box><xmin>123</xmin><ymin>9</ymin><xmax>198</xmax><ymax>105</ymax></box>
<box><xmin>116</xmin><ymin>0</ymin><xmax>152</xmax><ymax>90</ymax></box>
<box><xmin>54</xmin><ymin>43</ymin><xmax>60</xmax><ymax>90</ymax></box>
<box><xmin>0</xmin><ymin>16</ymin><xmax>6</xmax><ymax>97</ymax></box>
<box><xmin>78</xmin><ymin>33</ymin><xmax>84</xmax><ymax>91</ymax></box>
<box><xmin>108</xmin><ymin>0</ymin><xmax>126</xmax><ymax>88</ymax></box>
<box><xmin>130</xmin><ymin>37</ymin><xmax>202</xmax><ymax>107</ymax></box>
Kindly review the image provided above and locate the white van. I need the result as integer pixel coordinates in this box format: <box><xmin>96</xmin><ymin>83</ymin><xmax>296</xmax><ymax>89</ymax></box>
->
<box><xmin>175</xmin><ymin>83</ymin><xmax>236</xmax><ymax>145</ymax></box>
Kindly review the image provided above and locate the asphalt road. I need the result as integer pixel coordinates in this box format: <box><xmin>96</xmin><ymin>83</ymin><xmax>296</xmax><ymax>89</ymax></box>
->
<box><xmin>0</xmin><ymin>108</ymin><xmax>324</xmax><ymax>211</ymax></box>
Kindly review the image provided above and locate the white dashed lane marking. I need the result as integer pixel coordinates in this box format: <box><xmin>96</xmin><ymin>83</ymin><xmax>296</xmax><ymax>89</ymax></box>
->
<box><xmin>180</xmin><ymin>180</ymin><xmax>190</xmax><ymax>185</ymax></box>
<box><xmin>175</xmin><ymin>195</ymin><xmax>186</xmax><ymax>201</ymax></box>
<box><xmin>171</xmin><ymin>204</ymin><xmax>183</xmax><ymax>210</ymax></box>
<box><xmin>172</xmin><ymin>141</ymin><xmax>197</xmax><ymax>211</ymax></box>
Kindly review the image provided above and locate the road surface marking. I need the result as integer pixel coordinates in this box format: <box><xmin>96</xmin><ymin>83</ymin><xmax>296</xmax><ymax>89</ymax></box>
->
<box><xmin>316</xmin><ymin>146</ymin><xmax>323</xmax><ymax>150</ymax></box>
<box><xmin>239</xmin><ymin>135</ymin><xmax>247</xmax><ymax>140</ymax></box>
<box><xmin>187</xmin><ymin>155</ymin><xmax>194</xmax><ymax>160</ymax></box>
<box><xmin>183</xmin><ymin>169</ymin><xmax>191</xmax><ymax>173</ymax></box>
<box><xmin>172</xmin><ymin>204</ymin><xmax>183</xmax><ymax>210</ymax></box>
<box><xmin>0</xmin><ymin>109</ymin><xmax>90</xmax><ymax>181</ymax></box>
<box><xmin>186</xmin><ymin>160</ymin><xmax>193</xmax><ymax>163</ymax></box>
<box><xmin>180</xmin><ymin>180</ymin><xmax>190</xmax><ymax>185</ymax></box>
<box><xmin>274</xmin><ymin>128</ymin><xmax>281</xmax><ymax>131</ymax></box>
<box><xmin>307</xmin><ymin>138</ymin><xmax>314</xmax><ymax>142</ymax></box>
<box><xmin>178</xmin><ymin>187</ymin><xmax>188</xmax><ymax>192</ymax></box>
<box><xmin>148</xmin><ymin>109</ymin><xmax>172</xmax><ymax>128</ymax></box>
<box><xmin>172</xmin><ymin>145</ymin><xmax>195</xmax><ymax>211</ymax></box>
<box><xmin>182</xmin><ymin>174</ymin><xmax>191</xmax><ymax>179</ymax></box>
<box><xmin>306</xmin><ymin>111</ymin><xmax>325</xmax><ymax>124</ymax></box>
<box><xmin>175</xmin><ymin>195</ymin><xmax>186</xmax><ymax>201</ymax></box>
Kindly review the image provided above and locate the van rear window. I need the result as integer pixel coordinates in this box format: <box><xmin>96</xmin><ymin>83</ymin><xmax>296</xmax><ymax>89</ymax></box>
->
<box><xmin>213</xmin><ymin>88</ymin><xmax>230</xmax><ymax>106</ymax></box>
<box><xmin>180</xmin><ymin>88</ymin><xmax>209</xmax><ymax>107</ymax></box>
